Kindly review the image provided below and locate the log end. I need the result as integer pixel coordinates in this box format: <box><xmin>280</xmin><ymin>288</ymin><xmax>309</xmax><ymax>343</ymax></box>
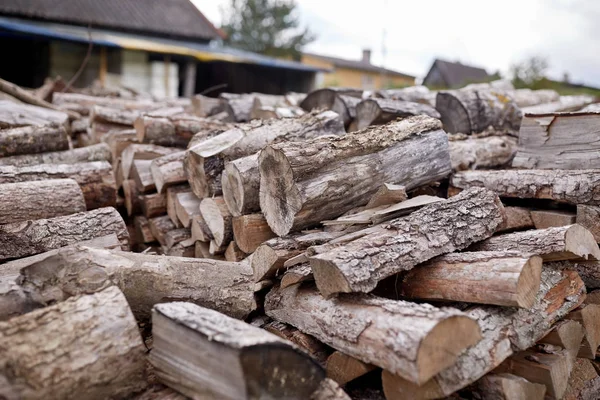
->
<box><xmin>436</xmin><ymin>92</ymin><xmax>471</xmax><ymax>134</ymax></box>
<box><xmin>516</xmin><ymin>255</ymin><xmax>543</xmax><ymax>309</ymax></box>
<box><xmin>310</xmin><ymin>257</ymin><xmax>352</xmax><ymax>298</ymax></box>
<box><xmin>222</xmin><ymin>163</ymin><xmax>244</xmax><ymax>217</ymax></box>
<box><xmin>184</xmin><ymin>150</ymin><xmax>209</xmax><ymax>198</ymax></box>
<box><xmin>382</xmin><ymin>370</ymin><xmax>443</xmax><ymax>400</ymax></box>
<box><xmin>565</xmin><ymin>224</ymin><xmax>600</xmax><ymax>261</ymax></box>
<box><xmin>252</xmin><ymin>244</ymin><xmax>281</xmax><ymax>282</ymax></box>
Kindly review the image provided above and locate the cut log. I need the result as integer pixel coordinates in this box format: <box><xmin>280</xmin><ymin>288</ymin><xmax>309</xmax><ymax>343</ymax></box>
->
<box><xmin>326</xmin><ymin>351</ymin><xmax>377</xmax><ymax>386</ymax></box>
<box><xmin>222</xmin><ymin>153</ymin><xmax>261</xmax><ymax>216</ymax></box>
<box><xmin>223</xmin><ymin>95</ymin><xmax>255</xmax><ymax>122</ymax></box>
<box><xmin>511</xmin><ymin>88</ymin><xmax>560</xmax><ymax>107</ymax></box>
<box><xmin>331</xmin><ymin>95</ymin><xmax>361</xmax><ymax>127</ymax></box>
<box><xmin>265</xmin><ymin>284</ymin><xmax>482</xmax><ymax>385</ymax></box>
<box><xmin>122</xmin><ymin>179</ymin><xmax>142</xmax><ymax>216</ymax></box>
<box><xmin>135</xmin><ymin>114</ymin><xmax>228</xmax><ymax>147</ymax></box>
<box><xmin>148</xmin><ymin>215</ymin><xmax>176</xmax><ymax>247</ymax></box>
<box><xmin>131</xmin><ymin>159</ymin><xmax>155</xmax><ymax>193</ymax></box>
<box><xmin>103</xmin><ymin>129</ymin><xmax>138</xmax><ymax>160</ymax></box>
<box><xmin>565</xmin><ymin>305</ymin><xmax>600</xmax><ymax>359</ymax></box>
<box><xmin>0</xmin><ymin>207</ymin><xmax>128</xmax><ymax>261</ymax></box>
<box><xmin>262</xmin><ymin>320</ymin><xmax>330</xmax><ymax>366</ymax></box>
<box><xmin>0</xmin><ymin>179</ymin><xmax>86</xmax><ymax>224</ymax></box>
<box><xmin>140</xmin><ymin>192</ymin><xmax>167</xmax><ymax>218</ymax></box>
<box><xmin>300</xmin><ymin>88</ymin><xmax>363</xmax><ymax>113</ymax></box>
<box><xmin>0</xmin><ymin>142</ymin><xmax>110</xmax><ymax>167</ymax></box>
<box><xmin>191</xmin><ymin>213</ymin><xmax>213</xmax><ymax>242</ymax></box>
<box><xmin>472</xmin><ymin>373</ymin><xmax>546</xmax><ymax>400</ymax></box>
<box><xmin>281</xmin><ymin>263</ymin><xmax>313</xmax><ymax>289</ymax></box>
<box><xmin>166</xmin><ymin>184</ymin><xmax>190</xmax><ymax>227</ymax></box>
<box><xmin>0</xmin><ymin>286</ymin><xmax>146</xmax><ymax>399</ymax></box>
<box><xmin>0</xmin><ymin>100</ymin><xmax>69</xmax><ymax>129</ymax></box>
<box><xmin>150</xmin><ymin>302</ymin><xmax>324</xmax><ymax>399</ymax></box>
<box><xmin>450</xmin><ymin>170</ymin><xmax>600</xmax><ymax>205</ymax></box>
<box><xmin>470</xmin><ymin>225</ymin><xmax>600</xmax><ymax>262</ymax></box>
<box><xmin>399</xmin><ymin>252</ymin><xmax>543</xmax><ymax>308</ymax></box>
<box><xmin>174</xmin><ymin>191</ymin><xmax>201</xmax><ymax>228</ymax></box>
<box><xmin>498</xmin><ymin>206</ymin><xmax>534</xmax><ymax>232</ymax></box>
<box><xmin>521</xmin><ymin>95</ymin><xmax>594</xmax><ymax>115</ymax></box>
<box><xmin>576</xmin><ymin>205</ymin><xmax>600</xmax><ymax>243</ymax></box>
<box><xmin>563</xmin><ymin>358</ymin><xmax>600</xmax><ymax>400</ymax></box>
<box><xmin>151</xmin><ymin>151</ymin><xmax>186</xmax><ymax>193</ymax></box>
<box><xmin>548</xmin><ymin>260</ymin><xmax>600</xmax><ymax>291</ymax></box>
<box><xmin>0</xmin><ymin>160</ymin><xmax>116</xmax><ymax>209</ymax></box>
<box><xmin>52</xmin><ymin>92</ymin><xmax>158</xmax><ymax>112</ymax></box>
<box><xmin>186</xmin><ymin>110</ymin><xmax>344</xmax><ymax>198</ymax></box>
<box><xmin>232</xmin><ymin>213</ymin><xmax>276</xmax><ymax>253</ymax></box>
<box><xmin>355</xmin><ymin>98</ymin><xmax>440</xmax><ymax>129</ymax></box>
<box><xmin>381</xmin><ymin>268</ymin><xmax>585</xmax><ymax>399</ymax></box>
<box><xmin>195</xmin><ymin>241</ymin><xmax>224</xmax><ymax>260</ymax></box>
<box><xmin>192</xmin><ymin>94</ymin><xmax>224</xmax><ymax>117</ymax></box>
<box><xmin>91</xmin><ymin>104</ymin><xmax>139</xmax><ymax>126</ymax></box>
<box><xmin>366</xmin><ymin>183</ymin><xmax>407</xmax><ymax>208</ymax></box>
<box><xmin>200</xmin><ymin>197</ymin><xmax>233</xmax><ymax>247</ymax></box>
<box><xmin>121</xmin><ymin>143</ymin><xmax>180</xmax><ymax>181</ymax></box>
<box><xmin>0</xmin><ymin>124</ymin><xmax>70</xmax><ymax>157</ymax></box>
<box><xmin>134</xmin><ymin>215</ymin><xmax>156</xmax><ymax>244</ymax></box>
<box><xmin>378</xmin><ymin>85</ymin><xmax>437</xmax><ymax>106</ymax></box>
<box><xmin>225</xmin><ymin>241</ymin><xmax>247</xmax><ymax>262</ymax></box>
<box><xmin>310</xmin><ymin>378</ymin><xmax>351</xmax><ymax>400</ymax></box>
<box><xmin>449</xmin><ymin>135</ymin><xmax>518</xmax><ymax>171</ymax></box>
<box><xmin>164</xmin><ymin>228</ymin><xmax>191</xmax><ymax>251</ymax></box>
<box><xmin>539</xmin><ymin>320</ymin><xmax>585</xmax><ymax>371</ymax></box>
<box><xmin>209</xmin><ymin>239</ymin><xmax>228</xmax><ymax>255</ymax></box>
<box><xmin>530</xmin><ymin>210</ymin><xmax>576</xmax><ymax>229</ymax></box>
<box><xmin>259</xmin><ymin>115</ymin><xmax>451</xmax><ymax>236</ymax></box>
<box><xmin>309</xmin><ymin>188</ymin><xmax>504</xmax><ymax>297</ymax></box>
<box><xmin>435</xmin><ymin>89</ymin><xmax>522</xmax><ymax>134</ymax></box>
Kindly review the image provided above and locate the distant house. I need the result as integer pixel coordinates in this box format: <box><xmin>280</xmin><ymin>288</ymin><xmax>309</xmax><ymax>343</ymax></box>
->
<box><xmin>302</xmin><ymin>50</ymin><xmax>415</xmax><ymax>90</ymax></box>
<box><xmin>0</xmin><ymin>0</ymin><xmax>322</xmax><ymax>97</ymax></box>
<box><xmin>423</xmin><ymin>59</ymin><xmax>492</xmax><ymax>89</ymax></box>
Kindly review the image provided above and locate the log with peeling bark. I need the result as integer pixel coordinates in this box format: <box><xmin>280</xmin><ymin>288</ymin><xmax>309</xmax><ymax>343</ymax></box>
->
<box><xmin>192</xmin><ymin>94</ymin><xmax>225</xmax><ymax>117</ymax></box>
<box><xmin>0</xmin><ymin>142</ymin><xmax>111</xmax><ymax>167</ymax></box>
<box><xmin>326</xmin><ymin>351</ymin><xmax>377</xmax><ymax>386</ymax></box>
<box><xmin>470</xmin><ymin>224</ymin><xmax>600</xmax><ymax>261</ymax></box>
<box><xmin>436</xmin><ymin>89</ymin><xmax>522</xmax><ymax>134</ymax></box>
<box><xmin>191</xmin><ymin>213</ymin><xmax>212</xmax><ymax>242</ymax></box>
<box><xmin>513</xmin><ymin>112</ymin><xmax>600</xmax><ymax>169</ymax></box>
<box><xmin>355</xmin><ymin>98</ymin><xmax>440</xmax><ymax>129</ymax></box>
<box><xmin>548</xmin><ymin>260</ymin><xmax>600</xmax><ymax>291</ymax></box>
<box><xmin>449</xmin><ymin>135</ymin><xmax>518</xmax><ymax>171</ymax></box>
<box><xmin>0</xmin><ymin>286</ymin><xmax>147</xmax><ymax>400</ymax></box>
<box><xmin>265</xmin><ymin>284</ymin><xmax>481</xmax><ymax>385</ymax></box>
<box><xmin>151</xmin><ymin>151</ymin><xmax>186</xmax><ymax>193</ymax></box>
<box><xmin>450</xmin><ymin>170</ymin><xmax>600</xmax><ymax>205</ymax></box>
<box><xmin>521</xmin><ymin>95</ymin><xmax>594</xmax><ymax>115</ymax></box>
<box><xmin>472</xmin><ymin>373</ymin><xmax>546</xmax><ymax>400</ymax></box>
<box><xmin>310</xmin><ymin>378</ymin><xmax>351</xmax><ymax>400</ymax></box>
<box><xmin>135</xmin><ymin>114</ymin><xmax>228</xmax><ymax>147</ymax></box>
<box><xmin>232</xmin><ymin>213</ymin><xmax>276</xmax><ymax>253</ymax></box>
<box><xmin>399</xmin><ymin>252</ymin><xmax>542</xmax><ymax>308</ymax></box>
<box><xmin>0</xmin><ymin>124</ymin><xmax>70</xmax><ymax>157</ymax></box>
<box><xmin>0</xmin><ymin>207</ymin><xmax>128</xmax><ymax>261</ymax></box>
<box><xmin>166</xmin><ymin>185</ymin><xmax>190</xmax><ymax>227</ymax></box>
<box><xmin>0</xmin><ymin>161</ymin><xmax>117</xmax><ymax>209</ymax></box>
<box><xmin>122</xmin><ymin>179</ymin><xmax>142</xmax><ymax>216</ymax></box>
<box><xmin>0</xmin><ymin>100</ymin><xmax>70</xmax><ymax>129</ymax></box>
<box><xmin>200</xmin><ymin>197</ymin><xmax>233</xmax><ymax>247</ymax></box>
<box><xmin>131</xmin><ymin>159</ymin><xmax>155</xmax><ymax>193</ymax></box>
<box><xmin>498</xmin><ymin>206</ymin><xmax>534</xmax><ymax>232</ymax></box>
<box><xmin>148</xmin><ymin>215</ymin><xmax>176</xmax><ymax>247</ymax></box>
<box><xmin>565</xmin><ymin>305</ymin><xmax>600</xmax><ymax>359</ymax></box>
<box><xmin>381</xmin><ymin>268</ymin><xmax>586</xmax><ymax>399</ymax></box>
<box><xmin>150</xmin><ymin>302</ymin><xmax>324</xmax><ymax>399</ymax></box>
<box><xmin>309</xmin><ymin>188</ymin><xmax>504</xmax><ymax>297</ymax></box>
<box><xmin>222</xmin><ymin>153</ymin><xmax>261</xmax><ymax>216</ymax></box>
<box><xmin>0</xmin><ymin>179</ymin><xmax>86</xmax><ymax>224</ymax></box>
<box><xmin>121</xmin><ymin>144</ymin><xmax>180</xmax><ymax>181</ymax></box>
<box><xmin>531</xmin><ymin>210</ymin><xmax>576</xmax><ymax>229</ymax></box>
<box><xmin>186</xmin><ymin>110</ymin><xmax>345</xmax><ymax>198</ymax></box>
<box><xmin>259</xmin><ymin>115</ymin><xmax>452</xmax><ymax>236</ymax></box>
<box><xmin>576</xmin><ymin>205</ymin><xmax>600</xmax><ymax>243</ymax></box>
<box><xmin>174</xmin><ymin>191</ymin><xmax>201</xmax><ymax>228</ymax></box>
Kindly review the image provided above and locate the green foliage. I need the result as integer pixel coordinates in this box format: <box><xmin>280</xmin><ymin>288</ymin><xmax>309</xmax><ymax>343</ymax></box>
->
<box><xmin>221</xmin><ymin>0</ymin><xmax>315</xmax><ymax>60</ymax></box>
<box><xmin>510</xmin><ymin>56</ymin><xmax>549</xmax><ymax>88</ymax></box>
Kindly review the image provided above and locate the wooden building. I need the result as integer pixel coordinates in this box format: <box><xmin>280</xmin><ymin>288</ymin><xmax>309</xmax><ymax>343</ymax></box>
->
<box><xmin>422</xmin><ymin>59</ymin><xmax>492</xmax><ymax>89</ymax></box>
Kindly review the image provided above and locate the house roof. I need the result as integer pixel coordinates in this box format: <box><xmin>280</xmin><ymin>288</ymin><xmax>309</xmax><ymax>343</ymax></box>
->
<box><xmin>0</xmin><ymin>0</ymin><xmax>223</xmax><ymax>41</ymax></box>
<box><xmin>424</xmin><ymin>59</ymin><xmax>491</xmax><ymax>88</ymax></box>
<box><xmin>304</xmin><ymin>52</ymin><xmax>415</xmax><ymax>79</ymax></box>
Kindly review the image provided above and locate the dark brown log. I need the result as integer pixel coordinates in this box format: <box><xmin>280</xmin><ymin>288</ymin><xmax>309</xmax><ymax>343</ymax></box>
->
<box><xmin>174</xmin><ymin>191</ymin><xmax>201</xmax><ymax>228</ymax></box>
<box><xmin>530</xmin><ymin>210</ymin><xmax>576</xmax><ymax>229</ymax></box>
<box><xmin>259</xmin><ymin>116</ymin><xmax>451</xmax><ymax>236</ymax></box>
<box><xmin>0</xmin><ymin>124</ymin><xmax>70</xmax><ymax>157</ymax></box>
<box><xmin>326</xmin><ymin>351</ymin><xmax>377</xmax><ymax>386</ymax></box>
<box><xmin>134</xmin><ymin>114</ymin><xmax>228</xmax><ymax>147</ymax></box>
<box><xmin>0</xmin><ymin>179</ymin><xmax>86</xmax><ymax>224</ymax></box>
<box><xmin>472</xmin><ymin>373</ymin><xmax>546</xmax><ymax>400</ymax></box>
<box><xmin>576</xmin><ymin>205</ymin><xmax>600</xmax><ymax>243</ymax></box>
<box><xmin>131</xmin><ymin>159</ymin><xmax>155</xmax><ymax>193</ymax></box>
<box><xmin>166</xmin><ymin>184</ymin><xmax>190</xmax><ymax>227</ymax></box>
<box><xmin>0</xmin><ymin>100</ymin><xmax>70</xmax><ymax>129</ymax></box>
<box><xmin>121</xmin><ymin>144</ymin><xmax>180</xmax><ymax>181</ymax></box>
<box><xmin>150</xmin><ymin>302</ymin><xmax>323</xmax><ymax>399</ymax></box>
<box><xmin>356</xmin><ymin>98</ymin><xmax>440</xmax><ymax>129</ymax></box>
<box><xmin>148</xmin><ymin>215</ymin><xmax>176</xmax><ymax>247</ymax></box>
<box><xmin>309</xmin><ymin>188</ymin><xmax>505</xmax><ymax>297</ymax></box>
<box><xmin>232</xmin><ymin>213</ymin><xmax>276</xmax><ymax>253</ymax></box>
<box><xmin>0</xmin><ymin>142</ymin><xmax>111</xmax><ymax>167</ymax></box>
<box><xmin>151</xmin><ymin>151</ymin><xmax>186</xmax><ymax>193</ymax></box>
<box><xmin>122</xmin><ymin>179</ymin><xmax>142</xmax><ymax>216</ymax></box>
<box><xmin>134</xmin><ymin>215</ymin><xmax>156</xmax><ymax>244</ymax></box>
<box><xmin>140</xmin><ymin>192</ymin><xmax>167</xmax><ymax>219</ymax></box>
<box><xmin>449</xmin><ymin>135</ymin><xmax>518</xmax><ymax>171</ymax></box>
<box><xmin>200</xmin><ymin>197</ymin><xmax>233</xmax><ymax>247</ymax></box>
<box><xmin>0</xmin><ymin>286</ymin><xmax>147</xmax><ymax>400</ymax></box>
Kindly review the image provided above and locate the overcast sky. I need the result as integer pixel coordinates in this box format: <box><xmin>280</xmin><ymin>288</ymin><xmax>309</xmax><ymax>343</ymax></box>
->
<box><xmin>193</xmin><ymin>0</ymin><xmax>600</xmax><ymax>86</ymax></box>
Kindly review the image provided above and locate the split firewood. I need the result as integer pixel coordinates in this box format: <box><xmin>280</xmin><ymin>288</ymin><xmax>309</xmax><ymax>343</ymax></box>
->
<box><xmin>140</xmin><ymin>192</ymin><xmax>167</xmax><ymax>218</ymax></box>
<box><xmin>521</xmin><ymin>95</ymin><xmax>594</xmax><ymax>115</ymax></box>
<box><xmin>91</xmin><ymin>121</ymin><xmax>130</xmax><ymax>142</ymax></box>
<box><xmin>300</xmin><ymin>88</ymin><xmax>363</xmax><ymax>113</ymax></box>
<box><xmin>195</xmin><ymin>241</ymin><xmax>224</xmax><ymax>260</ymax></box>
<box><xmin>280</xmin><ymin>263</ymin><xmax>313</xmax><ymax>289</ymax></box>
<box><xmin>498</xmin><ymin>206</ymin><xmax>534</xmax><ymax>232</ymax></box>
<box><xmin>200</xmin><ymin>197</ymin><xmax>233</xmax><ymax>247</ymax></box>
<box><xmin>251</xmin><ymin>105</ymin><xmax>305</xmax><ymax>120</ymax></box>
<box><xmin>103</xmin><ymin>129</ymin><xmax>138</xmax><ymax>160</ymax></box>
<box><xmin>164</xmin><ymin>228</ymin><xmax>191</xmax><ymax>251</ymax></box>
<box><xmin>548</xmin><ymin>260</ymin><xmax>600</xmax><ymax>291</ymax></box>
<box><xmin>0</xmin><ymin>207</ymin><xmax>128</xmax><ymax>261</ymax></box>
<box><xmin>259</xmin><ymin>115</ymin><xmax>451</xmax><ymax>236</ymax></box>
<box><xmin>0</xmin><ymin>142</ymin><xmax>111</xmax><ymax>167</ymax></box>
<box><xmin>469</xmin><ymin>225</ymin><xmax>600</xmax><ymax>261</ymax></box>
<box><xmin>186</xmin><ymin>110</ymin><xmax>344</xmax><ymax>198</ymax></box>
<box><xmin>381</xmin><ymin>268</ymin><xmax>585</xmax><ymax>399</ymax></box>
<box><xmin>399</xmin><ymin>252</ymin><xmax>543</xmax><ymax>308</ymax></box>
<box><xmin>135</xmin><ymin>114</ymin><xmax>227</xmax><ymax>147</ymax></box>
<box><xmin>0</xmin><ymin>124</ymin><xmax>70</xmax><ymax>157</ymax></box>
<box><xmin>174</xmin><ymin>191</ymin><xmax>201</xmax><ymax>228</ymax></box>
<box><xmin>539</xmin><ymin>320</ymin><xmax>585</xmax><ymax>370</ymax></box>
<box><xmin>326</xmin><ymin>351</ymin><xmax>377</xmax><ymax>386</ymax></box>
<box><xmin>263</xmin><ymin>320</ymin><xmax>330</xmax><ymax>366</ymax></box>
<box><xmin>90</xmin><ymin>104</ymin><xmax>139</xmax><ymax>126</ymax></box>
<box><xmin>530</xmin><ymin>210</ymin><xmax>576</xmax><ymax>229</ymax></box>
<box><xmin>310</xmin><ymin>378</ymin><xmax>351</xmax><ymax>400</ymax></box>
<box><xmin>562</xmin><ymin>358</ymin><xmax>600</xmax><ymax>400</ymax></box>
<box><xmin>148</xmin><ymin>215</ymin><xmax>176</xmax><ymax>247</ymax></box>
<box><xmin>331</xmin><ymin>95</ymin><xmax>360</xmax><ymax>127</ymax></box>
<box><xmin>0</xmin><ymin>179</ymin><xmax>86</xmax><ymax>224</ymax></box>
<box><xmin>150</xmin><ymin>151</ymin><xmax>186</xmax><ymax>193</ymax></box>
<box><xmin>576</xmin><ymin>205</ymin><xmax>600</xmax><ymax>243</ymax></box>
<box><xmin>355</xmin><ymin>98</ymin><xmax>440</xmax><ymax>129</ymax></box>
<box><xmin>378</xmin><ymin>85</ymin><xmax>437</xmax><ymax>106</ymax></box>
<box><xmin>0</xmin><ymin>100</ymin><xmax>70</xmax><ymax>129</ymax></box>
<box><xmin>513</xmin><ymin>112</ymin><xmax>600</xmax><ymax>169</ymax></box>
<box><xmin>510</xmin><ymin>88</ymin><xmax>560</xmax><ymax>107</ymax></box>
<box><xmin>471</xmin><ymin>373</ymin><xmax>546</xmax><ymax>400</ymax></box>
<box><xmin>0</xmin><ymin>286</ymin><xmax>147</xmax><ymax>399</ymax></box>
<box><xmin>166</xmin><ymin>184</ymin><xmax>190</xmax><ymax>227</ymax></box>
<box><xmin>449</xmin><ymin>135</ymin><xmax>518</xmax><ymax>171</ymax></box>
<box><xmin>224</xmin><ymin>241</ymin><xmax>248</xmax><ymax>262</ymax></box>
<box><xmin>265</xmin><ymin>284</ymin><xmax>482</xmax><ymax>385</ymax></box>
<box><xmin>222</xmin><ymin>94</ymin><xmax>255</xmax><ymax>122</ymax></box>
<box><xmin>121</xmin><ymin>144</ymin><xmax>180</xmax><ymax>181</ymax></box>
<box><xmin>222</xmin><ymin>153</ymin><xmax>261</xmax><ymax>216</ymax></box>
<box><xmin>134</xmin><ymin>216</ymin><xmax>155</xmax><ymax>244</ymax></box>
<box><xmin>191</xmin><ymin>213</ymin><xmax>213</xmax><ymax>242</ymax></box>
<box><xmin>71</xmin><ymin>116</ymin><xmax>88</xmax><ymax>134</ymax></box>
<box><xmin>232</xmin><ymin>213</ymin><xmax>276</xmax><ymax>253</ymax></box>
<box><xmin>150</xmin><ymin>302</ymin><xmax>324</xmax><ymax>399</ymax></box>
<box><xmin>450</xmin><ymin>170</ymin><xmax>600</xmax><ymax>205</ymax></box>
<box><xmin>192</xmin><ymin>94</ymin><xmax>224</xmax><ymax>117</ymax></box>
<box><xmin>131</xmin><ymin>159</ymin><xmax>155</xmax><ymax>193</ymax></box>
<box><xmin>209</xmin><ymin>239</ymin><xmax>228</xmax><ymax>255</ymax></box>
<box><xmin>564</xmin><ymin>305</ymin><xmax>600</xmax><ymax>359</ymax></box>
<box><xmin>164</xmin><ymin>238</ymin><xmax>195</xmax><ymax>257</ymax></box>
<box><xmin>122</xmin><ymin>179</ymin><xmax>142</xmax><ymax>216</ymax></box>
<box><xmin>309</xmin><ymin>188</ymin><xmax>504</xmax><ymax>297</ymax></box>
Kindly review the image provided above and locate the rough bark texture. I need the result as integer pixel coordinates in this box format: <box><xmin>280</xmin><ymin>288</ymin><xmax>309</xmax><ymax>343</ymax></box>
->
<box><xmin>576</xmin><ymin>205</ymin><xmax>600</xmax><ymax>243</ymax></box>
<box><xmin>121</xmin><ymin>143</ymin><xmax>180</xmax><ymax>181</ymax></box>
<box><xmin>0</xmin><ymin>124</ymin><xmax>70</xmax><ymax>157</ymax></box>
<box><xmin>166</xmin><ymin>185</ymin><xmax>190</xmax><ymax>227</ymax></box>
<box><xmin>0</xmin><ymin>286</ymin><xmax>147</xmax><ymax>400</ymax></box>
<box><xmin>0</xmin><ymin>161</ymin><xmax>117</xmax><ymax>209</ymax></box>
<box><xmin>265</xmin><ymin>284</ymin><xmax>481</xmax><ymax>385</ymax></box>
<box><xmin>547</xmin><ymin>260</ymin><xmax>600</xmax><ymax>290</ymax></box>
<box><xmin>0</xmin><ymin>100</ymin><xmax>69</xmax><ymax>129</ymax></box>
<box><xmin>563</xmin><ymin>358</ymin><xmax>600</xmax><ymax>400</ymax></box>
<box><xmin>0</xmin><ymin>207</ymin><xmax>129</xmax><ymax>261</ymax></box>
<box><xmin>309</xmin><ymin>188</ymin><xmax>505</xmax><ymax>297</ymax></box>
<box><xmin>232</xmin><ymin>213</ymin><xmax>276</xmax><ymax>253</ymax></box>
<box><xmin>436</xmin><ymin>89</ymin><xmax>522</xmax><ymax>134</ymax></box>
<box><xmin>0</xmin><ymin>142</ymin><xmax>111</xmax><ymax>167</ymax></box>
<box><xmin>449</xmin><ymin>135</ymin><xmax>517</xmax><ymax>171</ymax></box>
<box><xmin>222</xmin><ymin>153</ymin><xmax>261</xmax><ymax>216</ymax></box>
<box><xmin>151</xmin><ymin>151</ymin><xmax>187</xmax><ymax>193</ymax></box>
<box><xmin>0</xmin><ymin>179</ymin><xmax>86</xmax><ymax>224</ymax></box>
<box><xmin>472</xmin><ymin>373</ymin><xmax>546</xmax><ymax>400</ymax></box>
<box><xmin>135</xmin><ymin>114</ymin><xmax>228</xmax><ymax>147</ymax></box>
<box><xmin>381</xmin><ymin>269</ymin><xmax>585</xmax><ymax>399</ymax></box>
<box><xmin>259</xmin><ymin>116</ymin><xmax>452</xmax><ymax>236</ymax></box>
<box><xmin>355</xmin><ymin>98</ymin><xmax>440</xmax><ymax>129</ymax></box>
<box><xmin>450</xmin><ymin>169</ymin><xmax>600</xmax><ymax>205</ymax></box>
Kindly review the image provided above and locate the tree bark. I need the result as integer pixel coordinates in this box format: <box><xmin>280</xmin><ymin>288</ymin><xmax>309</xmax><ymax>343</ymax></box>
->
<box><xmin>0</xmin><ymin>100</ymin><xmax>70</xmax><ymax>129</ymax></box>
<box><xmin>186</xmin><ymin>110</ymin><xmax>344</xmax><ymax>198</ymax></box>
<box><xmin>150</xmin><ymin>302</ymin><xmax>324</xmax><ymax>399</ymax></box>
<box><xmin>563</xmin><ymin>358</ymin><xmax>600</xmax><ymax>400</ymax></box>
<box><xmin>377</xmin><ymin>86</ymin><xmax>436</xmax><ymax>106</ymax></box>
<box><xmin>200</xmin><ymin>197</ymin><xmax>233</xmax><ymax>247</ymax></box>
<box><xmin>132</xmin><ymin>159</ymin><xmax>155</xmax><ymax>193</ymax></box>
<box><xmin>91</xmin><ymin>104</ymin><xmax>139</xmax><ymax>126</ymax></box>
<box><xmin>355</xmin><ymin>98</ymin><xmax>440</xmax><ymax>129</ymax></box>
<box><xmin>174</xmin><ymin>191</ymin><xmax>201</xmax><ymax>228</ymax></box>
<box><xmin>0</xmin><ymin>160</ymin><xmax>117</xmax><ymax>209</ymax></box>
<box><xmin>259</xmin><ymin>115</ymin><xmax>452</xmax><ymax>236</ymax></box>
<box><xmin>399</xmin><ymin>252</ymin><xmax>543</xmax><ymax>308</ymax></box>
<box><xmin>548</xmin><ymin>260</ymin><xmax>600</xmax><ymax>291</ymax></box>
<box><xmin>309</xmin><ymin>188</ymin><xmax>505</xmax><ymax>297</ymax></box>
<box><xmin>0</xmin><ymin>142</ymin><xmax>111</xmax><ymax>167</ymax></box>
<box><xmin>265</xmin><ymin>284</ymin><xmax>482</xmax><ymax>385</ymax></box>
<box><xmin>472</xmin><ymin>373</ymin><xmax>546</xmax><ymax>400</ymax></box>
<box><xmin>450</xmin><ymin>169</ymin><xmax>600</xmax><ymax>206</ymax></box>
<box><xmin>135</xmin><ymin>114</ymin><xmax>228</xmax><ymax>148</ymax></box>
<box><xmin>0</xmin><ymin>179</ymin><xmax>86</xmax><ymax>224</ymax></box>
<box><xmin>262</xmin><ymin>320</ymin><xmax>330</xmax><ymax>366</ymax></box>
<box><xmin>0</xmin><ymin>207</ymin><xmax>129</xmax><ymax>261</ymax></box>
<box><xmin>232</xmin><ymin>213</ymin><xmax>276</xmax><ymax>253</ymax></box>
<box><xmin>326</xmin><ymin>351</ymin><xmax>376</xmax><ymax>386</ymax></box>
<box><xmin>0</xmin><ymin>286</ymin><xmax>147</xmax><ymax>400</ymax></box>
<box><xmin>151</xmin><ymin>151</ymin><xmax>187</xmax><ymax>193</ymax></box>
<box><xmin>530</xmin><ymin>210</ymin><xmax>576</xmax><ymax>229</ymax></box>
<box><xmin>449</xmin><ymin>135</ymin><xmax>517</xmax><ymax>171</ymax></box>
<box><xmin>222</xmin><ymin>153</ymin><xmax>261</xmax><ymax>216</ymax></box>
<box><xmin>121</xmin><ymin>143</ymin><xmax>180</xmax><ymax>181</ymax></box>
<box><xmin>576</xmin><ymin>205</ymin><xmax>600</xmax><ymax>243</ymax></box>
<box><xmin>0</xmin><ymin>124</ymin><xmax>70</xmax><ymax>157</ymax></box>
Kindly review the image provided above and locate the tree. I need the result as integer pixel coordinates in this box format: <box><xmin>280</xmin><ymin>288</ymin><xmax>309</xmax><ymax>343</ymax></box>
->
<box><xmin>510</xmin><ymin>56</ymin><xmax>549</xmax><ymax>87</ymax></box>
<box><xmin>220</xmin><ymin>0</ymin><xmax>315</xmax><ymax>60</ymax></box>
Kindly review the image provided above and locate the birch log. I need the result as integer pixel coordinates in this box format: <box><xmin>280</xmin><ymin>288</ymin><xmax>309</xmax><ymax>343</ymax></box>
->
<box><xmin>300</xmin><ymin>88</ymin><xmax>363</xmax><ymax>113</ymax></box>
<box><xmin>449</xmin><ymin>135</ymin><xmax>517</xmax><ymax>171</ymax></box>
<box><xmin>309</xmin><ymin>188</ymin><xmax>505</xmax><ymax>297</ymax></box>
<box><xmin>132</xmin><ymin>159</ymin><xmax>155</xmax><ymax>193</ymax></box>
<box><xmin>355</xmin><ymin>98</ymin><xmax>440</xmax><ymax>129</ymax></box>
<box><xmin>0</xmin><ymin>142</ymin><xmax>111</xmax><ymax>167</ymax></box>
<box><xmin>150</xmin><ymin>151</ymin><xmax>187</xmax><ymax>193</ymax></box>
<box><xmin>0</xmin><ymin>124</ymin><xmax>69</xmax><ymax>157</ymax></box>
<box><xmin>259</xmin><ymin>115</ymin><xmax>452</xmax><ymax>236</ymax></box>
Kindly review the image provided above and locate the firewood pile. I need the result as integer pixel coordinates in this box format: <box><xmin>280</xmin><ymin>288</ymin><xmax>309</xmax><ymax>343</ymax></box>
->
<box><xmin>2</xmin><ymin>75</ymin><xmax>600</xmax><ymax>400</ymax></box>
